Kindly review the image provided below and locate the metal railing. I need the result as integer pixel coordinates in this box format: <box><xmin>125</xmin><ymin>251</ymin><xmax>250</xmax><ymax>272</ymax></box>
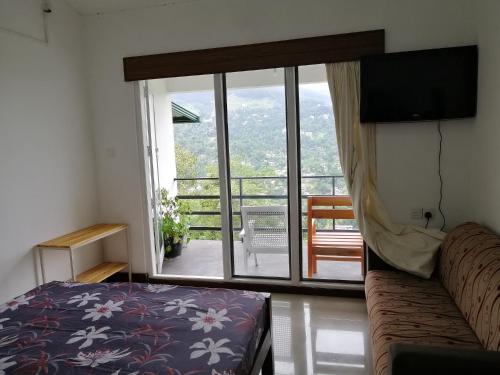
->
<box><xmin>174</xmin><ymin>175</ymin><xmax>345</xmax><ymax>232</ymax></box>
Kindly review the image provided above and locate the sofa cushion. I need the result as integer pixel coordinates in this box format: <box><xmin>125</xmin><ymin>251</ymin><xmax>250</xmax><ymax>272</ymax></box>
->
<box><xmin>439</xmin><ymin>222</ymin><xmax>500</xmax><ymax>351</ymax></box>
<box><xmin>366</xmin><ymin>270</ymin><xmax>482</xmax><ymax>375</ymax></box>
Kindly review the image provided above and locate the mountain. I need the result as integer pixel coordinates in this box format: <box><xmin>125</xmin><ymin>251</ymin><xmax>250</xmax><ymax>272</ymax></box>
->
<box><xmin>171</xmin><ymin>84</ymin><xmax>342</xmax><ymax>181</ymax></box>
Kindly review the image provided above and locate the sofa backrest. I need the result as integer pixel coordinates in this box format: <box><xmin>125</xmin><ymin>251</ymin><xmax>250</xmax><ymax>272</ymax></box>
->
<box><xmin>439</xmin><ymin>222</ymin><xmax>500</xmax><ymax>351</ymax></box>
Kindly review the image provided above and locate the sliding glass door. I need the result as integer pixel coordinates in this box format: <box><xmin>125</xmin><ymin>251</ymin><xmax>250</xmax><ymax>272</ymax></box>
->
<box><xmin>297</xmin><ymin>64</ymin><xmax>362</xmax><ymax>282</ymax></box>
<box><xmin>225</xmin><ymin>68</ymin><xmax>290</xmax><ymax>278</ymax></box>
<box><xmin>146</xmin><ymin>75</ymin><xmax>225</xmax><ymax>278</ymax></box>
<box><xmin>143</xmin><ymin>65</ymin><xmax>360</xmax><ymax>285</ymax></box>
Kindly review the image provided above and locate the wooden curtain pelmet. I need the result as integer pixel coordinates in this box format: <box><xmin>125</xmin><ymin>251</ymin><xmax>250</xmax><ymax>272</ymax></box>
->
<box><xmin>123</xmin><ymin>29</ymin><xmax>384</xmax><ymax>81</ymax></box>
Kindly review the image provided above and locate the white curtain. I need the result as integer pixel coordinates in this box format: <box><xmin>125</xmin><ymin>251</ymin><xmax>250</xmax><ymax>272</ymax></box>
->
<box><xmin>325</xmin><ymin>61</ymin><xmax>445</xmax><ymax>279</ymax></box>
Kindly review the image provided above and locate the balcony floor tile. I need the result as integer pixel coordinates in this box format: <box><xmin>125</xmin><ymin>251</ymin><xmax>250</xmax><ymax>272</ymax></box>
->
<box><xmin>161</xmin><ymin>239</ymin><xmax>363</xmax><ymax>281</ymax></box>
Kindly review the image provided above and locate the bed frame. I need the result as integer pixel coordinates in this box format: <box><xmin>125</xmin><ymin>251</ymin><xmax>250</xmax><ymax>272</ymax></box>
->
<box><xmin>249</xmin><ymin>294</ymin><xmax>274</xmax><ymax>375</ymax></box>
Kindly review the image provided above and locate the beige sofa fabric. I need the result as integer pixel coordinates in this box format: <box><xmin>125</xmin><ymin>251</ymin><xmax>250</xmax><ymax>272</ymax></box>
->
<box><xmin>366</xmin><ymin>270</ymin><xmax>482</xmax><ymax>375</ymax></box>
<box><xmin>439</xmin><ymin>222</ymin><xmax>500</xmax><ymax>351</ymax></box>
<box><xmin>366</xmin><ymin>222</ymin><xmax>500</xmax><ymax>375</ymax></box>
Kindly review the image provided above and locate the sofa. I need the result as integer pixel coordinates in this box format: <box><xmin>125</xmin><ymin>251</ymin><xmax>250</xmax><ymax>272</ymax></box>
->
<box><xmin>365</xmin><ymin>222</ymin><xmax>500</xmax><ymax>375</ymax></box>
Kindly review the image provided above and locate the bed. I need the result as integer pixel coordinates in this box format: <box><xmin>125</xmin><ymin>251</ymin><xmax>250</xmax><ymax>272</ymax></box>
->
<box><xmin>0</xmin><ymin>281</ymin><xmax>273</xmax><ymax>374</ymax></box>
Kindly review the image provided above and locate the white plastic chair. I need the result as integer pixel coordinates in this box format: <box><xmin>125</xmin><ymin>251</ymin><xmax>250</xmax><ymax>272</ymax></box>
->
<box><xmin>241</xmin><ymin>205</ymin><xmax>289</xmax><ymax>269</ymax></box>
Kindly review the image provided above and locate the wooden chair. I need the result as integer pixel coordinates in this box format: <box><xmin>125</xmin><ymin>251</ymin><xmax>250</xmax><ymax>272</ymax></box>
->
<box><xmin>307</xmin><ymin>196</ymin><xmax>364</xmax><ymax>278</ymax></box>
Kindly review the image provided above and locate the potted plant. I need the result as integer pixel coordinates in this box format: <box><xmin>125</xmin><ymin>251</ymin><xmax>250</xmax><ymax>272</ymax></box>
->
<box><xmin>160</xmin><ymin>189</ymin><xmax>191</xmax><ymax>258</ymax></box>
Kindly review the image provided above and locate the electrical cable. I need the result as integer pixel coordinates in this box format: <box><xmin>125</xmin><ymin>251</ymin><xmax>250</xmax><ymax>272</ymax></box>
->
<box><xmin>437</xmin><ymin>121</ymin><xmax>446</xmax><ymax>231</ymax></box>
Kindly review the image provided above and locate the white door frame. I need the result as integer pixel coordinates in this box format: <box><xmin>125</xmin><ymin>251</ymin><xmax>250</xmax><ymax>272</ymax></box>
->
<box><xmin>213</xmin><ymin>73</ymin><xmax>233</xmax><ymax>281</ymax></box>
<box><xmin>135</xmin><ymin>81</ymin><xmax>157</xmax><ymax>277</ymax></box>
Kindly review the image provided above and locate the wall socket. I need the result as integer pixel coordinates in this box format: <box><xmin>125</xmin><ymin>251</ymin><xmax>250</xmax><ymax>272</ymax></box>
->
<box><xmin>411</xmin><ymin>208</ymin><xmax>436</xmax><ymax>221</ymax></box>
<box><xmin>424</xmin><ymin>209</ymin><xmax>436</xmax><ymax>219</ymax></box>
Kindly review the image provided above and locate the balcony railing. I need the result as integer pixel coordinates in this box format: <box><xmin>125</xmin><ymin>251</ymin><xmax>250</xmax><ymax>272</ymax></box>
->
<box><xmin>174</xmin><ymin>175</ymin><xmax>347</xmax><ymax>233</ymax></box>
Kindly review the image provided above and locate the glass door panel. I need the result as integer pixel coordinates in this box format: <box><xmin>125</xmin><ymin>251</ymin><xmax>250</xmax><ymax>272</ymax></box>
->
<box><xmin>225</xmin><ymin>68</ymin><xmax>290</xmax><ymax>278</ymax></box>
<box><xmin>147</xmin><ymin>75</ymin><xmax>224</xmax><ymax>278</ymax></box>
<box><xmin>298</xmin><ymin>64</ymin><xmax>362</xmax><ymax>282</ymax></box>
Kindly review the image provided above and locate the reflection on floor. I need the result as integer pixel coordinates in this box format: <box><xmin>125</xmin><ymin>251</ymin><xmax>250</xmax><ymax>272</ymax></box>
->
<box><xmin>271</xmin><ymin>294</ymin><xmax>371</xmax><ymax>375</ymax></box>
<box><xmin>162</xmin><ymin>239</ymin><xmax>363</xmax><ymax>281</ymax></box>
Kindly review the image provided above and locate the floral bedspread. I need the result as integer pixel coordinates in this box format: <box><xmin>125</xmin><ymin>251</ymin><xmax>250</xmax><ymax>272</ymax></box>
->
<box><xmin>0</xmin><ymin>281</ymin><xmax>268</xmax><ymax>374</ymax></box>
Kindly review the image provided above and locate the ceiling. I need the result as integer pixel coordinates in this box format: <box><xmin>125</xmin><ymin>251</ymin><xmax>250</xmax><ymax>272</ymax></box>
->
<box><xmin>65</xmin><ymin>0</ymin><xmax>196</xmax><ymax>15</ymax></box>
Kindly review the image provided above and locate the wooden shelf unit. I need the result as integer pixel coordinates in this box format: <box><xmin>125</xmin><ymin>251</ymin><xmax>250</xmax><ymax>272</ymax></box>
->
<box><xmin>76</xmin><ymin>262</ymin><xmax>128</xmax><ymax>283</ymax></box>
<box><xmin>36</xmin><ymin>224</ymin><xmax>131</xmax><ymax>284</ymax></box>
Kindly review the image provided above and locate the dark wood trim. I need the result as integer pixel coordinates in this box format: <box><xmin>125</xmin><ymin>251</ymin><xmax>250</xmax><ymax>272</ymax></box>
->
<box><xmin>148</xmin><ymin>277</ymin><xmax>365</xmax><ymax>299</ymax></box>
<box><xmin>123</xmin><ymin>29</ymin><xmax>385</xmax><ymax>81</ymax></box>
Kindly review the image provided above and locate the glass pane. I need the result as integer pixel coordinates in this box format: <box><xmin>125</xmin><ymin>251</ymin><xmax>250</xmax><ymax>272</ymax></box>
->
<box><xmin>148</xmin><ymin>75</ymin><xmax>223</xmax><ymax>278</ymax></box>
<box><xmin>298</xmin><ymin>64</ymin><xmax>363</xmax><ymax>282</ymax></box>
<box><xmin>226</xmin><ymin>68</ymin><xmax>290</xmax><ymax>278</ymax></box>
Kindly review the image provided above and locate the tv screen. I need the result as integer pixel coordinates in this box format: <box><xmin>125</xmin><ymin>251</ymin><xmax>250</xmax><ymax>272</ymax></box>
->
<box><xmin>360</xmin><ymin>46</ymin><xmax>477</xmax><ymax>123</ymax></box>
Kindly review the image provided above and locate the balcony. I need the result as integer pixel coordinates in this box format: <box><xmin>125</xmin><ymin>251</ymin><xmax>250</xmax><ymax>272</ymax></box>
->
<box><xmin>161</xmin><ymin>175</ymin><xmax>363</xmax><ymax>282</ymax></box>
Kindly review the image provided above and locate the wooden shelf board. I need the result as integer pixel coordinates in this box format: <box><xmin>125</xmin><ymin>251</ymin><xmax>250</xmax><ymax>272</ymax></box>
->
<box><xmin>76</xmin><ymin>262</ymin><xmax>128</xmax><ymax>283</ymax></box>
<box><xmin>37</xmin><ymin>224</ymin><xmax>128</xmax><ymax>250</ymax></box>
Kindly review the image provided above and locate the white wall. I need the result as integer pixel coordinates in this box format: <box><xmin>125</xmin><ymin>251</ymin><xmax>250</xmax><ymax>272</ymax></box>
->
<box><xmin>0</xmin><ymin>0</ymin><xmax>45</xmax><ymax>40</ymax></box>
<box><xmin>471</xmin><ymin>0</ymin><xmax>500</xmax><ymax>233</ymax></box>
<box><xmin>0</xmin><ymin>0</ymin><xmax>99</xmax><ymax>300</ymax></box>
<box><xmin>83</xmin><ymin>0</ymin><xmax>477</xmax><ymax>274</ymax></box>
<box><xmin>149</xmin><ymin>79</ymin><xmax>177</xmax><ymax>194</ymax></box>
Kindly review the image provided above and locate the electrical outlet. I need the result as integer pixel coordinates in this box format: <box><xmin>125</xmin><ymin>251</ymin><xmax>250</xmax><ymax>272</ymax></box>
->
<box><xmin>424</xmin><ymin>209</ymin><xmax>436</xmax><ymax>219</ymax></box>
<box><xmin>410</xmin><ymin>208</ymin><xmax>423</xmax><ymax>220</ymax></box>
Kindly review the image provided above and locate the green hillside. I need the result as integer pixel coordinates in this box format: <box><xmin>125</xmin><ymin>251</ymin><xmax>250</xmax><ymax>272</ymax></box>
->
<box><xmin>172</xmin><ymin>85</ymin><xmax>342</xmax><ymax>178</ymax></box>
<box><xmin>170</xmin><ymin>85</ymin><xmax>348</xmax><ymax>238</ymax></box>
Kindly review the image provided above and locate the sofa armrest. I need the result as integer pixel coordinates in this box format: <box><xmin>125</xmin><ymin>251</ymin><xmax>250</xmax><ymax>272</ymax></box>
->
<box><xmin>389</xmin><ymin>343</ymin><xmax>500</xmax><ymax>375</ymax></box>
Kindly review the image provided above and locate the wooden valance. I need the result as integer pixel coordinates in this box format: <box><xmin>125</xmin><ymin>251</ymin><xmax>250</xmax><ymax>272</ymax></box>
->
<box><xmin>123</xmin><ymin>29</ymin><xmax>384</xmax><ymax>81</ymax></box>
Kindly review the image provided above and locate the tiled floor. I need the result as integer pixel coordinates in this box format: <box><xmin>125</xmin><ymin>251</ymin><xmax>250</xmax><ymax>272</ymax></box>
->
<box><xmin>271</xmin><ymin>294</ymin><xmax>372</xmax><ymax>375</ymax></box>
<box><xmin>162</xmin><ymin>240</ymin><xmax>363</xmax><ymax>282</ymax></box>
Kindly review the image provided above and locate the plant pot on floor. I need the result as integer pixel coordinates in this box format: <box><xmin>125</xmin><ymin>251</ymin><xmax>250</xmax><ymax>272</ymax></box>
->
<box><xmin>165</xmin><ymin>240</ymin><xmax>183</xmax><ymax>259</ymax></box>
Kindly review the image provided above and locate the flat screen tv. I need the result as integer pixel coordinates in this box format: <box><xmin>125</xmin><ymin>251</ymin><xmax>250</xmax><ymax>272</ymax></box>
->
<box><xmin>360</xmin><ymin>46</ymin><xmax>477</xmax><ymax>123</ymax></box>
